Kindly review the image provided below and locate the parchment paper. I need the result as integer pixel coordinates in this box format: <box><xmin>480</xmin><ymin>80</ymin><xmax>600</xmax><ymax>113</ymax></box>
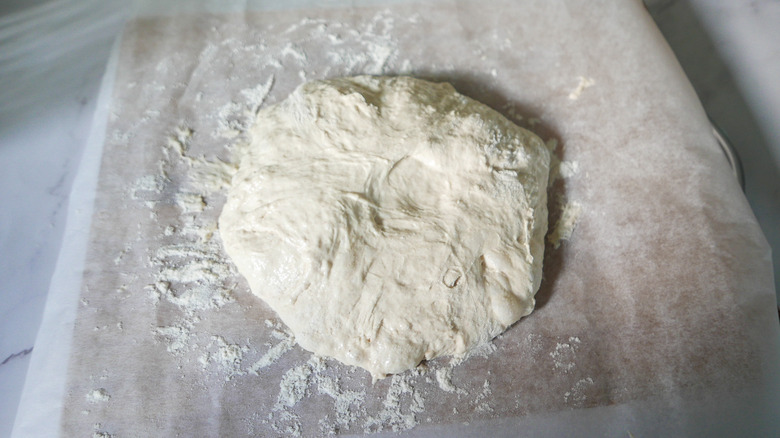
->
<box><xmin>49</xmin><ymin>0</ymin><xmax>780</xmax><ymax>436</ymax></box>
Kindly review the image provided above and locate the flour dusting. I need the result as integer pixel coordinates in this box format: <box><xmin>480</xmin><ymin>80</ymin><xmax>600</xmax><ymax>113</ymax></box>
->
<box><xmin>271</xmin><ymin>356</ymin><xmax>368</xmax><ymax>436</ymax></box>
<box><xmin>364</xmin><ymin>373</ymin><xmax>425</xmax><ymax>433</ymax></box>
<box><xmin>564</xmin><ymin>377</ymin><xmax>595</xmax><ymax>405</ymax></box>
<box><xmin>249</xmin><ymin>335</ymin><xmax>296</xmax><ymax>375</ymax></box>
<box><xmin>559</xmin><ymin>160</ymin><xmax>580</xmax><ymax>178</ymax></box>
<box><xmin>550</xmin><ymin>336</ymin><xmax>581</xmax><ymax>373</ymax></box>
<box><xmin>435</xmin><ymin>367</ymin><xmax>459</xmax><ymax>394</ymax></box>
<box><xmin>86</xmin><ymin>389</ymin><xmax>110</xmax><ymax>404</ymax></box>
<box><xmin>154</xmin><ymin>325</ymin><xmax>192</xmax><ymax>354</ymax></box>
<box><xmin>568</xmin><ymin>76</ymin><xmax>595</xmax><ymax>100</ymax></box>
<box><xmin>199</xmin><ymin>335</ymin><xmax>249</xmax><ymax>380</ymax></box>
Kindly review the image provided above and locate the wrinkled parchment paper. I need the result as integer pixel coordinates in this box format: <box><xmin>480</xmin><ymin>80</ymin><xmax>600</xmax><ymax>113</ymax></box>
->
<box><xmin>23</xmin><ymin>0</ymin><xmax>780</xmax><ymax>436</ymax></box>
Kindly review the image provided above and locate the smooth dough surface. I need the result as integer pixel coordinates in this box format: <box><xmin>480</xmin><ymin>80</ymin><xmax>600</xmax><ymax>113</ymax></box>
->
<box><xmin>219</xmin><ymin>76</ymin><xmax>550</xmax><ymax>379</ymax></box>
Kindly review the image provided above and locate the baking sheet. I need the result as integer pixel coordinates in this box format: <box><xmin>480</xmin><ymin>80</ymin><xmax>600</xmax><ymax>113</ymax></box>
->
<box><xmin>16</xmin><ymin>0</ymin><xmax>780</xmax><ymax>436</ymax></box>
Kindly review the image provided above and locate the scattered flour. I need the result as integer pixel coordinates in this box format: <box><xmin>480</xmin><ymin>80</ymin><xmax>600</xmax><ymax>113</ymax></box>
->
<box><xmin>86</xmin><ymin>389</ymin><xmax>111</xmax><ymax>404</ymax></box>
<box><xmin>473</xmin><ymin>380</ymin><xmax>494</xmax><ymax>413</ymax></box>
<box><xmin>174</xmin><ymin>193</ymin><xmax>206</xmax><ymax>214</ymax></box>
<box><xmin>364</xmin><ymin>373</ymin><xmax>425</xmax><ymax>433</ymax></box>
<box><xmin>130</xmin><ymin>119</ymin><xmax>243</xmax><ymax>375</ymax></box>
<box><xmin>432</xmin><ymin>364</ymin><xmax>467</xmax><ymax>396</ymax></box>
<box><xmin>522</xmin><ymin>333</ymin><xmax>545</xmax><ymax>357</ymax></box>
<box><xmin>215</xmin><ymin>101</ymin><xmax>249</xmax><ymax>139</ymax></box>
<box><xmin>199</xmin><ymin>336</ymin><xmax>249</xmax><ymax>380</ymax></box>
<box><xmin>130</xmin><ymin>174</ymin><xmax>163</xmax><ymax>197</ymax></box>
<box><xmin>568</xmin><ymin>76</ymin><xmax>595</xmax><ymax>100</ymax></box>
<box><xmin>559</xmin><ymin>160</ymin><xmax>580</xmax><ymax>179</ymax></box>
<box><xmin>248</xmin><ymin>335</ymin><xmax>296</xmax><ymax>375</ymax></box>
<box><xmin>280</xmin><ymin>43</ymin><xmax>307</xmax><ymax>63</ymax></box>
<box><xmin>271</xmin><ymin>356</ymin><xmax>368</xmax><ymax>436</ymax></box>
<box><xmin>463</xmin><ymin>340</ymin><xmax>498</xmax><ymax>361</ymax></box>
<box><xmin>564</xmin><ymin>377</ymin><xmax>595</xmax><ymax>404</ymax></box>
<box><xmin>241</xmin><ymin>75</ymin><xmax>275</xmax><ymax>114</ymax></box>
<box><xmin>549</xmin><ymin>156</ymin><xmax>580</xmax><ymax>184</ymax></box>
<box><xmin>92</xmin><ymin>431</ymin><xmax>113</xmax><ymax>438</ymax></box>
<box><xmin>435</xmin><ymin>368</ymin><xmax>458</xmax><ymax>393</ymax></box>
<box><xmin>546</xmin><ymin>137</ymin><xmax>580</xmax><ymax>185</ymax></box>
<box><xmin>550</xmin><ymin>336</ymin><xmax>581</xmax><ymax>373</ymax></box>
<box><xmin>154</xmin><ymin>325</ymin><xmax>192</xmax><ymax>354</ymax></box>
<box><xmin>316</xmin><ymin>374</ymin><xmax>366</xmax><ymax>434</ymax></box>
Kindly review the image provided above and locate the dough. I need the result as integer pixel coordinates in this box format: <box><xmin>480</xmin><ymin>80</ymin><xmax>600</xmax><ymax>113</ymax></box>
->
<box><xmin>219</xmin><ymin>76</ymin><xmax>550</xmax><ymax>379</ymax></box>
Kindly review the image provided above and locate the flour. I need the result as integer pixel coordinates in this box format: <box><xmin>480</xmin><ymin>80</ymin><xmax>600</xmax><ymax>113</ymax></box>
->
<box><xmin>129</xmin><ymin>174</ymin><xmax>164</xmax><ymax>209</ymax></box>
<box><xmin>549</xmin><ymin>155</ymin><xmax>581</xmax><ymax>184</ymax></box>
<box><xmin>133</xmin><ymin>119</ymin><xmax>242</xmax><ymax>370</ymax></box>
<box><xmin>473</xmin><ymin>380</ymin><xmax>494</xmax><ymax>413</ymax></box>
<box><xmin>264</xmin><ymin>353</ymin><xmax>377</xmax><ymax>435</ymax></box>
<box><xmin>248</xmin><ymin>335</ymin><xmax>295</xmax><ymax>375</ymax></box>
<box><xmin>112</xmin><ymin>246</ymin><xmax>131</xmax><ymax>266</ymax></box>
<box><xmin>568</xmin><ymin>76</ymin><xmax>595</xmax><ymax>100</ymax></box>
<box><xmin>154</xmin><ymin>325</ymin><xmax>191</xmax><ymax>354</ymax></box>
<box><xmin>317</xmin><ymin>376</ymin><xmax>366</xmax><ymax>434</ymax></box>
<box><xmin>155</xmin><ymin>245</ymin><xmax>232</xmax><ymax>285</ymax></box>
<box><xmin>280</xmin><ymin>43</ymin><xmax>307</xmax><ymax>63</ymax></box>
<box><xmin>272</xmin><ymin>356</ymin><xmax>366</xmax><ymax>436</ymax></box>
<box><xmin>200</xmin><ymin>335</ymin><xmax>249</xmax><ymax>380</ymax></box>
<box><xmin>364</xmin><ymin>373</ymin><xmax>425</xmax><ymax>433</ymax></box>
<box><xmin>559</xmin><ymin>160</ymin><xmax>580</xmax><ymax>178</ymax></box>
<box><xmin>174</xmin><ymin>193</ymin><xmax>206</xmax><ymax>214</ymax></box>
<box><xmin>240</xmin><ymin>75</ymin><xmax>275</xmax><ymax>114</ymax></box>
<box><xmin>564</xmin><ymin>377</ymin><xmax>594</xmax><ymax>405</ymax></box>
<box><xmin>86</xmin><ymin>389</ymin><xmax>110</xmax><ymax>404</ymax></box>
<box><xmin>215</xmin><ymin>101</ymin><xmax>248</xmax><ymax>139</ymax></box>
<box><xmin>270</xmin><ymin>409</ymin><xmax>302</xmax><ymax>437</ymax></box>
<box><xmin>550</xmin><ymin>336</ymin><xmax>581</xmax><ymax>373</ymax></box>
<box><xmin>461</xmin><ymin>340</ymin><xmax>498</xmax><ymax>362</ymax></box>
<box><xmin>92</xmin><ymin>429</ymin><xmax>114</xmax><ymax>438</ymax></box>
<box><xmin>130</xmin><ymin>174</ymin><xmax>163</xmax><ymax>195</ymax></box>
<box><xmin>214</xmin><ymin>76</ymin><xmax>275</xmax><ymax>139</ymax></box>
<box><xmin>435</xmin><ymin>367</ymin><xmax>460</xmax><ymax>394</ymax></box>
<box><xmin>523</xmin><ymin>333</ymin><xmax>545</xmax><ymax>356</ymax></box>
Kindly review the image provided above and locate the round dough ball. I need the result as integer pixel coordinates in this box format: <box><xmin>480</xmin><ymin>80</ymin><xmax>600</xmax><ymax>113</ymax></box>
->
<box><xmin>219</xmin><ymin>76</ymin><xmax>550</xmax><ymax>379</ymax></box>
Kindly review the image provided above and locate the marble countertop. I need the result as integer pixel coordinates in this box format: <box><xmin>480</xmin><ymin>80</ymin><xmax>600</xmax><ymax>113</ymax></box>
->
<box><xmin>1</xmin><ymin>0</ymin><xmax>778</xmax><ymax>436</ymax></box>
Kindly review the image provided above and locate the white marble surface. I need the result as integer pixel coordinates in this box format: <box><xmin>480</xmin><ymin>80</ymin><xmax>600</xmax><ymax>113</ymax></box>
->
<box><xmin>0</xmin><ymin>0</ymin><xmax>778</xmax><ymax>436</ymax></box>
<box><xmin>0</xmin><ymin>1</ymin><xmax>126</xmax><ymax>435</ymax></box>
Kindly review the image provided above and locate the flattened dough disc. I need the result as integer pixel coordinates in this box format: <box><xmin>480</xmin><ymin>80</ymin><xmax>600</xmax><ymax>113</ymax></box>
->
<box><xmin>219</xmin><ymin>76</ymin><xmax>550</xmax><ymax>379</ymax></box>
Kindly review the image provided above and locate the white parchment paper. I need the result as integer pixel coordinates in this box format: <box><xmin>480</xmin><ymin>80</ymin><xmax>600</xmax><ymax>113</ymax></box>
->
<box><xmin>15</xmin><ymin>1</ymin><xmax>780</xmax><ymax>436</ymax></box>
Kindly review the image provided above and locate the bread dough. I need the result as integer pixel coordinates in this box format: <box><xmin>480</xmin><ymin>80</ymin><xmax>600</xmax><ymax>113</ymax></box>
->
<box><xmin>219</xmin><ymin>76</ymin><xmax>550</xmax><ymax>379</ymax></box>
